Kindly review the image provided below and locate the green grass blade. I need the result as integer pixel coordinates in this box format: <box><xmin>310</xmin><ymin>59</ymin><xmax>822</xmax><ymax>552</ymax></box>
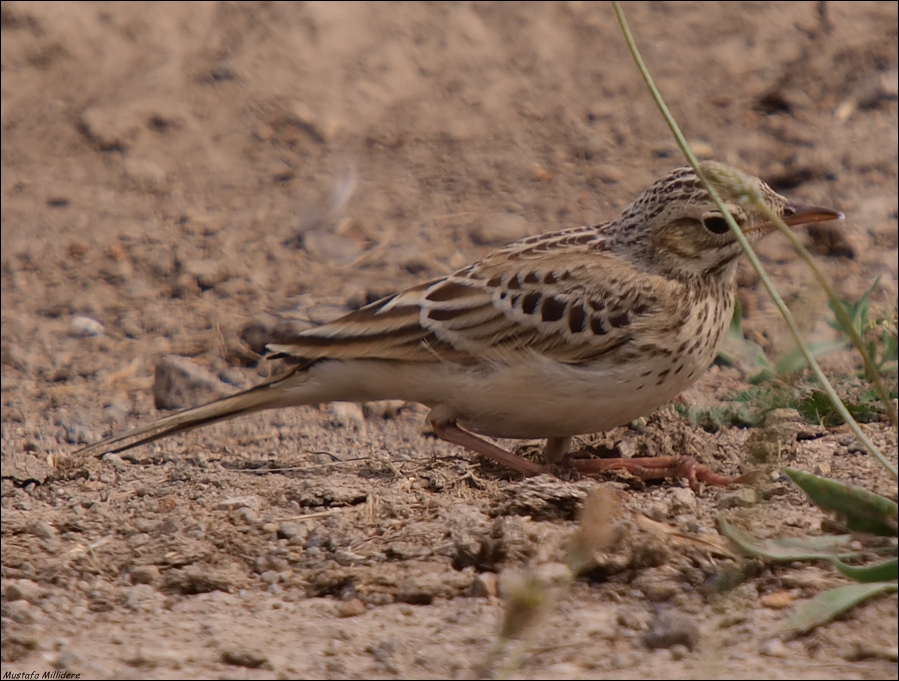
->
<box><xmin>718</xmin><ymin>518</ymin><xmax>860</xmax><ymax>561</ymax></box>
<box><xmin>783</xmin><ymin>468</ymin><xmax>899</xmax><ymax>537</ymax></box>
<box><xmin>785</xmin><ymin>582</ymin><xmax>898</xmax><ymax>634</ymax></box>
<box><xmin>831</xmin><ymin>557</ymin><xmax>898</xmax><ymax>583</ymax></box>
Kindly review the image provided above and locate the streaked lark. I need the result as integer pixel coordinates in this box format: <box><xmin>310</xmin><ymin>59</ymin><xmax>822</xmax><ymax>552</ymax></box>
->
<box><xmin>77</xmin><ymin>161</ymin><xmax>841</xmax><ymax>488</ymax></box>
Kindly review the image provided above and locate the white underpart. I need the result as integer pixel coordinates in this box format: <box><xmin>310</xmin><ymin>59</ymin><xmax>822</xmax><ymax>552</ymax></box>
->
<box><xmin>285</xmin><ymin>293</ymin><xmax>731</xmax><ymax>440</ymax></box>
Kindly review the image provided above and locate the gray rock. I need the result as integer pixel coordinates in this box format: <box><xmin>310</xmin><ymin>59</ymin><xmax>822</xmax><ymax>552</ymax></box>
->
<box><xmin>644</xmin><ymin>611</ymin><xmax>700</xmax><ymax>650</ymax></box>
<box><xmin>181</xmin><ymin>258</ymin><xmax>232</xmax><ymax>290</ymax></box>
<box><xmin>468</xmin><ymin>212</ymin><xmax>531</xmax><ymax>246</ymax></box>
<box><xmin>5</xmin><ymin>579</ymin><xmax>43</xmax><ymax>604</ymax></box>
<box><xmin>277</xmin><ymin>522</ymin><xmax>309</xmax><ymax>541</ymax></box>
<box><xmin>69</xmin><ymin>315</ymin><xmax>105</xmax><ymax>337</ymax></box>
<box><xmin>129</xmin><ymin>565</ymin><xmax>161</xmax><ymax>585</ymax></box>
<box><xmin>153</xmin><ymin>355</ymin><xmax>229</xmax><ymax>410</ymax></box>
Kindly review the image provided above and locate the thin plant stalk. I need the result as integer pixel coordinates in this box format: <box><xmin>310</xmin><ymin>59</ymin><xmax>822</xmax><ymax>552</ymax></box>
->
<box><xmin>611</xmin><ymin>1</ymin><xmax>897</xmax><ymax>478</ymax></box>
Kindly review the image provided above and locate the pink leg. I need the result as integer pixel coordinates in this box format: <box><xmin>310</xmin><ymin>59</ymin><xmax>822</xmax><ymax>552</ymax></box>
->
<box><xmin>568</xmin><ymin>455</ymin><xmax>745</xmax><ymax>492</ymax></box>
<box><xmin>431</xmin><ymin>421</ymin><xmax>546</xmax><ymax>476</ymax></box>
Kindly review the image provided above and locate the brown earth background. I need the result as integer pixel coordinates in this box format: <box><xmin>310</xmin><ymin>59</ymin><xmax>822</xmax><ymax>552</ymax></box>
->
<box><xmin>1</xmin><ymin>2</ymin><xmax>897</xmax><ymax>679</ymax></box>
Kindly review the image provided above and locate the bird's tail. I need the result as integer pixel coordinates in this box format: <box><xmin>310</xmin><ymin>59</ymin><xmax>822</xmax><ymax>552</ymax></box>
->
<box><xmin>76</xmin><ymin>376</ymin><xmax>298</xmax><ymax>457</ymax></box>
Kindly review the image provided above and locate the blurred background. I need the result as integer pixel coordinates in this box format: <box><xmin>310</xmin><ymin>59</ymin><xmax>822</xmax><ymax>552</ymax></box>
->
<box><xmin>1</xmin><ymin>3</ymin><xmax>896</xmax><ymax>676</ymax></box>
<box><xmin>3</xmin><ymin>2</ymin><xmax>896</xmax><ymax>341</ymax></box>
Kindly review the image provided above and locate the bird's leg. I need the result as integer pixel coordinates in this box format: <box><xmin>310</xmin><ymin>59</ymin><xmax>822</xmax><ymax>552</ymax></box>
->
<box><xmin>430</xmin><ymin>420</ymin><xmax>546</xmax><ymax>476</ymax></box>
<box><xmin>542</xmin><ymin>436</ymin><xmax>573</xmax><ymax>464</ymax></box>
<box><xmin>568</xmin><ymin>455</ymin><xmax>741</xmax><ymax>492</ymax></box>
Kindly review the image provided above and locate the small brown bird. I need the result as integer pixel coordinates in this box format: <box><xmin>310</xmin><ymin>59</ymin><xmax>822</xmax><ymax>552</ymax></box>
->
<box><xmin>77</xmin><ymin>162</ymin><xmax>841</xmax><ymax>487</ymax></box>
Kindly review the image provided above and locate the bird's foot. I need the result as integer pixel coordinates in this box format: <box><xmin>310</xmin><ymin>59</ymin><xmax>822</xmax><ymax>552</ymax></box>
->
<box><xmin>568</xmin><ymin>455</ymin><xmax>753</xmax><ymax>493</ymax></box>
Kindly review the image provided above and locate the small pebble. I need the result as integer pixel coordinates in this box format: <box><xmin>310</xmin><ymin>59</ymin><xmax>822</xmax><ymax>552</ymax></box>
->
<box><xmin>125</xmin><ymin>584</ymin><xmax>163</xmax><ymax>612</ymax></box>
<box><xmin>5</xmin><ymin>579</ymin><xmax>42</xmax><ymax>603</ymax></box>
<box><xmin>337</xmin><ymin>599</ymin><xmax>366</xmax><ymax>617</ymax></box>
<box><xmin>277</xmin><ymin>522</ymin><xmax>309</xmax><ymax>541</ymax></box>
<box><xmin>670</xmin><ymin>643</ymin><xmax>690</xmax><ymax>660</ymax></box>
<box><xmin>129</xmin><ymin>565</ymin><xmax>161</xmax><ymax>585</ymax></box>
<box><xmin>718</xmin><ymin>487</ymin><xmax>758</xmax><ymax>509</ymax></box>
<box><xmin>760</xmin><ymin>591</ymin><xmax>793</xmax><ymax>609</ymax></box>
<box><xmin>644</xmin><ymin>611</ymin><xmax>700</xmax><ymax>650</ymax></box>
<box><xmin>469</xmin><ymin>572</ymin><xmax>498</xmax><ymax>598</ymax></box>
<box><xmin>69</xmin><ymin>315</ymin><xmax>104</xmax><ymax>337</ymax></box>
<box><xmin>2</xmin><ymin>600</ymin><xmax>38</xmax><ymax>624</ymax></box>
<box><xmin>153</xmin><ymin>356</ymin><xmax>228</xmax><ymax>410</ymax></box>
<box><xmin>610</xmin><ymin>651</ymin><xmax>641</xmax><ymax>669</ymax></box>
<box><xmin>618</xmin><ymin>606</ymin><xmax>650</xmax><ymax>631</ymax></box>
<box><xmin>759</xmin><ymin>637</ymin><xmax>790</xmax><ymax>658</ymax></box>
<box><xmin>468</xmin><ymin>213</ymin><xmax>531</xmax><ymax>246</ymax></box>
<box><xmin>221</xmin><ymin>648</ymin><xmax>268</xmax><ymax>669</ymax></box>
<box><xmin>328</xmin><ymin>402</ymin><xmax>365</xmax><ymax>428</ymax></box>
<box><xmin>217</xmin><ymin>495</ymin><xmax>261</xmax><ymax>511</ymax></box>
<box><xmin>667</xmin><ymin>487</ymin><xmax>696</xmax><ymax>513</ymax></box>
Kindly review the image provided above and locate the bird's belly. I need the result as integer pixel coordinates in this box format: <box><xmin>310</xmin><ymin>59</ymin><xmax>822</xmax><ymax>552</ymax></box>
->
<box><xmin>305</xmin><ymin>347</ymin><xmax>714</xmax><ymax>440</ymax></box>
<box><xmin>440</xmin><ymin>353</ymin><xmax>707</xmax><ymax>439</ymax></box>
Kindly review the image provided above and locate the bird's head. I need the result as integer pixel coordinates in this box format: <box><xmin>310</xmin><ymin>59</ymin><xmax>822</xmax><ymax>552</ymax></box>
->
<box><xmin>613</xmin><ymin>161</ymin><xmax>842</xmax><ymax>280</ymax></box>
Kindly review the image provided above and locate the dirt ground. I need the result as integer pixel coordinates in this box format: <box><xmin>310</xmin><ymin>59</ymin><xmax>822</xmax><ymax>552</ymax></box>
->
<box><xmin>2</xmin><ymin>1</ymin><xmax>897</xmax><ymax>679</ymax></box>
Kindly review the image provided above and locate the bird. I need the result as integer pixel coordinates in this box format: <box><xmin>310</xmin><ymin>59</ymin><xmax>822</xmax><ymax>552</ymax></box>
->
<box><xmin>76</xmin><ymin>161</ymin><xmax>842</xmax><ymax>488</ymax></box>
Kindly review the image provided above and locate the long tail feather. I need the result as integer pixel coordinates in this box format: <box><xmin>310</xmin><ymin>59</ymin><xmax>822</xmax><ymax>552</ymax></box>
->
<box><xmin>76</xmin><ymin>381</ymin><xmax>292</xmax><ymax>457</ymax></box>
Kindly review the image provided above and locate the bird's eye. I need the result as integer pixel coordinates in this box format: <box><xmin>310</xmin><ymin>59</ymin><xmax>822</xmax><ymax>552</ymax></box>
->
<box><xmin>702</xmin><ymin>216</ymin><xmax>731</xmax><ymax>235</ymax></box>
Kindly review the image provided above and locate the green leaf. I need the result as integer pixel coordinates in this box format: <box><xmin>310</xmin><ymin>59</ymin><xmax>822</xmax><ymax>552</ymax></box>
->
<box><xmin>826</xmin><ymin>278</ymin><xmax>880</xmax><ymax>335</ymax></box>
<box><xmin>748</xmin><ymin>367</ymin><xmax>775</xmax><ymax>385</ymax></box>
<box><xmin>831</xmin><ymin>557</ymin><xmax>898</xmax><ymax>583</ymax></box>
<box><xmin>718</xmin><ymin>518</ymin><xmax>861</xmax><ymax>561</ymax></box>
<box><xmin>773</xmin><ymin>340</ymin><xmax>849</xmax><ymax>376</ymax></box>
<box><xmin>674</xmin><ymin>403</ymin><xmax>757</xmax><ymax>430</ymax></box>
<box><xmin>719</xmin><ymin>334</ymin><xmax>772</xmax><ymax>375</ymax></box>
<box><xmin>782</xmin><ymin>468</ymin><xmax>899</xmax><ymax>536</ymax></box>
<box><xmin>785</xmin><ymin>582</ymin><xmax>897</xmax><ymax>634</ymax></box>
<box><xmin>881</xmin><ymin>333</ymin><xmax>898</xmax><ymax>364</ymax></box>
<box><xmin>796</xmin><ymin>390</ymin><xmax>885</xmax><ymax>426</ymax></box>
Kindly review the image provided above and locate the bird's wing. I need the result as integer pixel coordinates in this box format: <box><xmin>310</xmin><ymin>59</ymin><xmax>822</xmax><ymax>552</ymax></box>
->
<box><xmin>268</xmin><ymin>232</ymin><xmax>667</xmax><ymax>365</ymax></box>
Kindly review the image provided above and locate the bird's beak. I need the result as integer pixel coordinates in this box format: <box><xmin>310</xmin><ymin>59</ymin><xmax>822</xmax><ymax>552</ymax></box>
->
<box><xmin>747</xmin><ymin>203</ymin><xmax>844</xmax><ymax>234</ymax></box>
<box><xmin>781</xmin><ymin>203</ymin><xmax>845</xmax><ymax>227</ymax></box>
